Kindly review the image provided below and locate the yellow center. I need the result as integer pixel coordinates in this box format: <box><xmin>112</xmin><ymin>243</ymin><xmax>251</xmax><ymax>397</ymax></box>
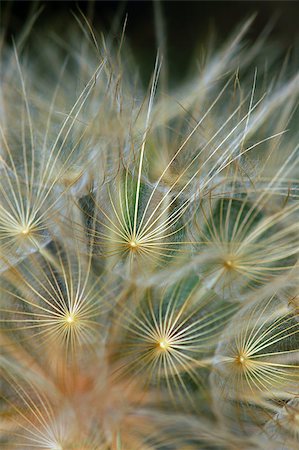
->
<box><xmin>128</xmin><ymin>239</ymin><xmax>140</xmax><ymax>252</ymax></box>
<box><xmin>158</xmin><ymin>339</ymin><xmax>170</xmax><ymax>351</ymax></box>
<box><xmin>235</xmin><ymin>352</ymin><xmax>249</xmax><ymax>368</ymax></box>
<box><xmin>223</xmin><ymin>259</ymin><xmax>234</xmax><ymax>269</ymax></box>
<box><xmin>20</xmin><ymin>226</ymin><xmax>31</xmax><ymax>236</ymax></box>
<box><xmin>18</xmin><ymin>223</ymin><xmax>36</xmax><ymax>238</ymax></box>
<box><xmin>66</xmin><ymin>314</ymin><xmax>75</xmax><ymax>324</ymax></box>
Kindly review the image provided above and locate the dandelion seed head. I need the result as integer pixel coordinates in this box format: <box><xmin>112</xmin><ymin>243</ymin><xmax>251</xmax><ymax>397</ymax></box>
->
<box><xmin>1</xmin><ymin>7</ymin><xmax>299</xmax><ymax>447</ymax></box>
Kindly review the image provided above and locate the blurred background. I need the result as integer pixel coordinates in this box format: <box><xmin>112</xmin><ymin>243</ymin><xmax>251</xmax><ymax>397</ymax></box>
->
<box><xmin>1</xmin><ymin>1</ymin><xmax>298</xmax><ymax>85</ymax></box>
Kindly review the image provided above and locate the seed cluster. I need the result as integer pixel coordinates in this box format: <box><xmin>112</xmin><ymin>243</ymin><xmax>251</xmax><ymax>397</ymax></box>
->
<box><xmin>0</xmin><ymin>13</ymin><xmax>298</xmax><ymax>450</ymax></box>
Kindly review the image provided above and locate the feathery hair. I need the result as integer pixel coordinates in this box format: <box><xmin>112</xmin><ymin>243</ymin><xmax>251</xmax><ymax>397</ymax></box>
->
<box><xmin>0</xmin><ymin>6</ymin><xmax>299</xmax><ymax>449</ymax></box>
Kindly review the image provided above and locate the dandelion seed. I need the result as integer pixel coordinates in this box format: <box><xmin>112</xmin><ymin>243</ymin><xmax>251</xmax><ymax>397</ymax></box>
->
<box><xmin>111</xmin><ymin>279</ymin><xmax>236</xmax><ymax>409</ymax></box>
<box><xmin>0</xmin><ymin>237</ymin><xmax>116</xmax><ymax>362</ymax></box>
<box><xmin>211</xmin><ymin>294</ymin><xmax>299</xmax><ymax>432</ymax></box>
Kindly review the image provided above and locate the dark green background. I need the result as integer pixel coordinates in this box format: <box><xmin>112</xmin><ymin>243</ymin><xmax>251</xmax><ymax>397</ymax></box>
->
<box><xmin>2</xmin><ymin>1</ymin><xmax>298</xmax><ymax>84</ymax></box>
